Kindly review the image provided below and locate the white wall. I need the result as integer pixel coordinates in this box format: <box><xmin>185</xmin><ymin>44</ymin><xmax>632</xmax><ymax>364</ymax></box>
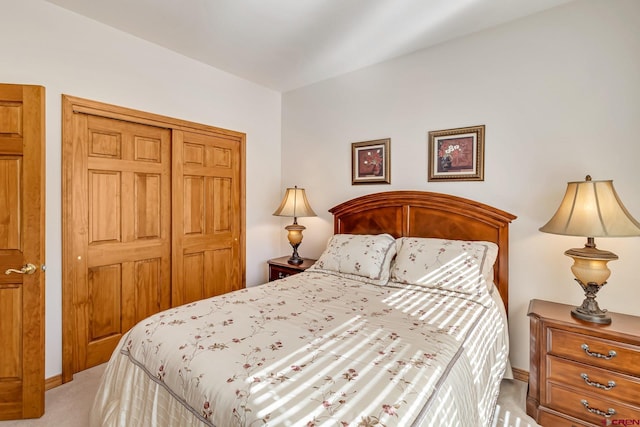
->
<box><xmin>1</xmin><ymin>0</ymin><xmax>283</xmax><ymax>378</ymax></box>
<box><xmin>282</xmin><ymin>0</ymin><xmax>640</xmax><ymax>371</ymax></box>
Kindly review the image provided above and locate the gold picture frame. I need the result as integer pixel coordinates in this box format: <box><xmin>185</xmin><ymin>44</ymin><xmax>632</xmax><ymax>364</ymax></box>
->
<box><xmin>428</xmin><ymin>125</ymin><xmax>485</xmax><ymax>182</ymax></box>
<box><xmin>351</xmin><ymin>138</ymin><xmax>391</xmax><ymax>185</ymax></box>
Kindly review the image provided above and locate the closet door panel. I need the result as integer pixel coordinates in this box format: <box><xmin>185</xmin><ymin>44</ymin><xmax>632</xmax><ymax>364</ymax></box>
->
<box><xmin>68</xmin><ymin>113</ymin><xmax>171</xmax><ymax>371</ymax></box>
<box><xmin>204</xmin><ymin>248</ymin><xmax>233</xmax><ymax>297</ymax></box>
<box><xmin>88</xmin><ymin>170</ymin><xmax>121</xmax><ymax>244</ymax></box>
<box><xmin>132</xmin><ymin>258</ymin><xmax>162</xmax><ymax>324</ymax></box>
<box><xmin>134</xmin><ymin>173</ymin><xmax>162</xmax><ymax>239</ymax></box>
<box><xmin>172</xmin><ymin>130</ymin><xmax>242</xmax><ymax>306</ymax></box>
<box><xmin>184</xmin><ymin>176</ymin><xmax>204</xmax><ymax>234</ymax></box>
<box><xmin>183</xmin><ymin>252</ymin><xmax>205</xmax><ymax>303</ymax></box>
<box><xmin>88</xmin><ymin>264</ymin><xmax>122</xmax><ymax>341</ymax></box>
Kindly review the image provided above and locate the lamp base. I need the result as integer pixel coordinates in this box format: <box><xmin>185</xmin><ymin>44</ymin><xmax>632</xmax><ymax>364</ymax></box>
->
<box><xmin>287</xmin><ymin>255</ymin><xmax>303</xmax><ymax>265</ymax></box>
<box><xmin>287</xmin><ymin>242</ymin><xmax>303</xmax><ymax>265</ymax></box>
<box><xmin>571</xmin><ymin>280</ymin><xmax>611</xmax><ymax>324</ymax></box>
<box><xmin>571</xmin><ymin>308</ymin><xmax>611</xmax><ymax>324</ymax></box>
<box><xmin>285</xmin><ymin>223</ymin><xmax>306</xmax><ymax>265</ymax></box>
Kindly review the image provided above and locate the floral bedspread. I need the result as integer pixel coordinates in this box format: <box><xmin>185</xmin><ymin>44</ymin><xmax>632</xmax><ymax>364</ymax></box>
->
<box><xmin>91</xmin><ymin>271</ymin><xmax>508</xmax><ymax>427</ymax></box>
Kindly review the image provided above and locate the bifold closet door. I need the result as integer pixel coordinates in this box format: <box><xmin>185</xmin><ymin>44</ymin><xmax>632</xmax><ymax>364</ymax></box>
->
<box><xmin>172</xmin><ymin>129</ymin><xmax>242</xmax><ymax>306</ymax></box>
<box><xmin>66</xmin><ymin>113</ymin><xmax>171</xmax><ymax>371</ymax></box>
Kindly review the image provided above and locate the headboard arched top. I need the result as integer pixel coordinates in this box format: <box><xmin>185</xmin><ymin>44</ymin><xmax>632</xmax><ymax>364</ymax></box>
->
<box><xmin>329</xmin><ymin>191</ymin><xmax>517</xmax><ymax>313</ymax></box>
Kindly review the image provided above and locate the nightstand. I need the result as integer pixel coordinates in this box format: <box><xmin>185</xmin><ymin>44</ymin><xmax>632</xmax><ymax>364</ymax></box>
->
<box><xmin>267</xmin><ymin>256</ymin><xmax>316</xmax><ymax>281</ymax></box>
<box><xmin>527</xmin><ymin>299</ymin><xmax>640</xmax><ymax>426</ymax></box>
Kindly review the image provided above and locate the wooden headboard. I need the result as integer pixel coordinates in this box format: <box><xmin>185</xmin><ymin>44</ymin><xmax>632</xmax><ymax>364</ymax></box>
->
<box><xmin>329</xmin><ymin>191</ymin><xmax>517</xmax><ymax>313</ymax></box>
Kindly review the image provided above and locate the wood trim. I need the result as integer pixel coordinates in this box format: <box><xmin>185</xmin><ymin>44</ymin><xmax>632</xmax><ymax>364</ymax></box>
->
<box><xmin>238</xmin><ymin>133</ymin><xmax>246</xmax><ymax>290</ymax></box>
<box><xmin>22</xmin><ymin>84</ymin><xmax>47</xmax><ymax>418</ymax></box>
<box><xmin>64</xmin><ymin>95</ymin><xmax>245</xmax><ymax>139</ymax></box>
<box><xmin>512</xmin><ymin>367</ymin><xmax>529</xmax><ymax>383</ymax></box>
<box><xmin>170</xmin><ymin>130</ymin><xmax>185</xmax><ymax>305</ymax></box>
<box><xmin>329</xmin><ymin>191</ymin><xmax>516</xmax><ymax>314</ymax></box>
<box><xmin>44</xmin><ymin>375</ymin><xmax>63</xmax><ymax>391</ymax></box>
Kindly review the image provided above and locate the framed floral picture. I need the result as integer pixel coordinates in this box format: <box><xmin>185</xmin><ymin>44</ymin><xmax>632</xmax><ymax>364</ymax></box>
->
<box><xmin>351</xmin><ymin>138</ymin><xmax>390</xmax><ymax>185</ymax></box>
<box><xmin>428</xmin><ymin>125</ymin><xmax>485</xmax><ymax>182</ymax></box>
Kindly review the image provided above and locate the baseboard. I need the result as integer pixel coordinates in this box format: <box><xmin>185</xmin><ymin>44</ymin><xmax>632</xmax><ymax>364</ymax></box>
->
<box><xmin>512</xmin><ymin>367</ymin><xmax>529</xmax><ymax>383</ymax></box>
<box><xmin>45</xmin><ymin>374</ymin><xmax>63</xmax><ymax>391</ymax></box>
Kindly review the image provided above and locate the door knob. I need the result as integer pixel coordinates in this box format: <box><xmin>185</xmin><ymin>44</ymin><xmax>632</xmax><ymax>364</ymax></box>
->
<box><xmin>5</xmin><ymin>263</ymin><xmax>37</xmax><ymax>275</ymax></box>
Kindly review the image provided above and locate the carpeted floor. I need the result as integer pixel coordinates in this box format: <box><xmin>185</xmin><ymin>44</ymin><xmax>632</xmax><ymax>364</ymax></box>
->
<box><xmin>0</xmin><ymin>364</ymin><xmax>539</xmax><ymax>426</ymax></box>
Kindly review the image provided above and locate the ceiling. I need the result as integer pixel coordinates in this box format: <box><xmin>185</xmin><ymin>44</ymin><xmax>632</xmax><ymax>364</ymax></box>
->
<box><xmin>45</xmin><ymin>0</ymin><xmax>573</xmax><ymax>92</ymax></box>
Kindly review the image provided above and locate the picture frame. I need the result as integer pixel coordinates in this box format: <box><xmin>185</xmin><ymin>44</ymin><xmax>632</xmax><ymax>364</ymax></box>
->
<box><xmin>351</xmin><ymin>138</ymin><xmax>391</xmax><ymax>185</ymax></box>
<box><xmin>428</xmin><ymin>125</ymin><xmax>485</xmax><ymax>182</ymax></box>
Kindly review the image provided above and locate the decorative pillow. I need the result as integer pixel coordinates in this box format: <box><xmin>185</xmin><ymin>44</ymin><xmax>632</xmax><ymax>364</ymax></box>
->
<box><xmin>308</xmin><ymin>234</ymin><xmax>396</xmax><ymax>285</ymax></box>
<box><xmin>390</xmin><ymin>237</ymin><xmax>498</xmax><ymax>295</ymax></box>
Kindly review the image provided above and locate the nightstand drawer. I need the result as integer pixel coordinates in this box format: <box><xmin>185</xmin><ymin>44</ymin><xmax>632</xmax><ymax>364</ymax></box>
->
<box><xmin>269</xmin><ymin>265</ymin><xmax>295</xmax><ymax>281</ymax></box>
<box><xmin>267</xmin><ymin>256</ymin><xmax>316</xmax><ymax>282</ymax></box>
<box><xmin>548</xmin><ymin>328</ymin><xmax>640</xmax><ymax>377</ymax></box>
<box><xmin>537</xmin><ymin>408</ymin><xmax>595</xmax><ymax>427</ymax></box>
<box><xmin>547</xmin><ymin>355</ymin><xmax>640</xmax><ymax>407</ymax></box>
<box><xmin>547</xmin><ymin>383</ymin><xmax>640</xmax><ymax>425</ymax></box>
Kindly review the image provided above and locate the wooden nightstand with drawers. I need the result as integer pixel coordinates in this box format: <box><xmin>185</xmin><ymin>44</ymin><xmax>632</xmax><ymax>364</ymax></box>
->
<box><xmin>527</xmin><ymin>299</ymin><xmax>640</xmax><ymax>426</ymax></box>
<box><xmin>267</xmin><ymin>256</ymin><xmax>316</xmax><ymax>281</ymax></box>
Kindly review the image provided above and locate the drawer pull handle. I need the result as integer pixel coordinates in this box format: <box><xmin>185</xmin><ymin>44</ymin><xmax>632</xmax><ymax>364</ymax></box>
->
<box><xmin>580</xmin><ymin>373</ymin><xmax>616</xmax><ymax>391</ymax></box>
<box><xmin>581</xmin><ymin>344</ymin><xmax>617</xmax><ymax>360</ymax></box>
<box><xmin>580</xmin><ymin>399</ymin><xmax>615</xmax><ymax>417</ymax></box>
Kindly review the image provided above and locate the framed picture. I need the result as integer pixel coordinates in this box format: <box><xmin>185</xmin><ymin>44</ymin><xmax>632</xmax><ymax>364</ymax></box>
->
<box><xmin>428</xmin><ymin>125</ymin><xmax>485</xmax><ymax>182</ymax></box>
<box><xmin>351</xmin><ymin>138</ymin><xmax>390</xmax><ymax>185</ymax></box>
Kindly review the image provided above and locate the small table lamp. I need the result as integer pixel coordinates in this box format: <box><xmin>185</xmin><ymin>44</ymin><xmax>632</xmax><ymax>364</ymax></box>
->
<box><xmin>539</xmin><ymin>175</ymin><xmax>640</xmax><ymax>324</ymax></box>
<box><xmin>273</xmin><ymin>186</ymin><xmax>316</xmax><ymax>265</ymax></box>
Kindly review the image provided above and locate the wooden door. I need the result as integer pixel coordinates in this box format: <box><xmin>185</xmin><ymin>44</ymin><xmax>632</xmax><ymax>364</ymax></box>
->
<box><xmin>0</xmin><ymin>83</ymin><xmax>45</xmax><ymax>419</ymax></box>
<box><xmin>172</xmin><ymin>130</ymin><xmax>243</xmax><ymax>306</ymax></box>
<box><xmin>64</xmin><ymin>112</ymin><xmax>171</xmax><ymax>373</ymax></box>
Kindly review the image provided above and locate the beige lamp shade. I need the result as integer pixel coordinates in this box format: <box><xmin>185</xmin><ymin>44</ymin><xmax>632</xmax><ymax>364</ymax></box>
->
<box><xmin>539</xmin><ymin>177</ymin><xmax>640</xmax><ymax>237</ymax></box>
<box><xmin>273</xmin><ymin>186</ymin><xmax>316</xmax><ymax>265</ymax></box>
<box><xmin>539</xmin><ymin>175</ymin><xmax>640</xmax><ymax>324</ymax></box>
<box><xmin>273</xmin><ymin>186</ymin><xmax>316</xmax><ymax>219</ymax></box>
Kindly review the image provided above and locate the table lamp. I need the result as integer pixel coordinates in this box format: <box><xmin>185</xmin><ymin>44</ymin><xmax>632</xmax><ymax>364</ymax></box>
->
<box><xmin>539</xmin><ymin>175</ymin><xmax>640</xmax><ymax>324</ymax></box>
<box><xmin>273</xmin><ymin>186</ymin><xmax>316</xmax><ymax>265</ymax></box>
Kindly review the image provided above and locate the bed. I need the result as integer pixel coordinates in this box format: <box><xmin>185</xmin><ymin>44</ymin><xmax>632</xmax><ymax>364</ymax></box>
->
<box><xmin>90</xmin><ymin>191</ymin><xmax>516</xmax><ymax>426</ymax></box>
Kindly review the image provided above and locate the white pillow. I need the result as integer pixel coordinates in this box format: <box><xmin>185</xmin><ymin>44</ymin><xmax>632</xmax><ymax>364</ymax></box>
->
<box><xmin>390</xmin><ymin>237</ymin><xmax>498</xmax><ymax>295</ymax></box>
<box><xmin>308</xmin><ymin>234</ymin><xmax>396</xmax><ymax>285</ymax></box>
